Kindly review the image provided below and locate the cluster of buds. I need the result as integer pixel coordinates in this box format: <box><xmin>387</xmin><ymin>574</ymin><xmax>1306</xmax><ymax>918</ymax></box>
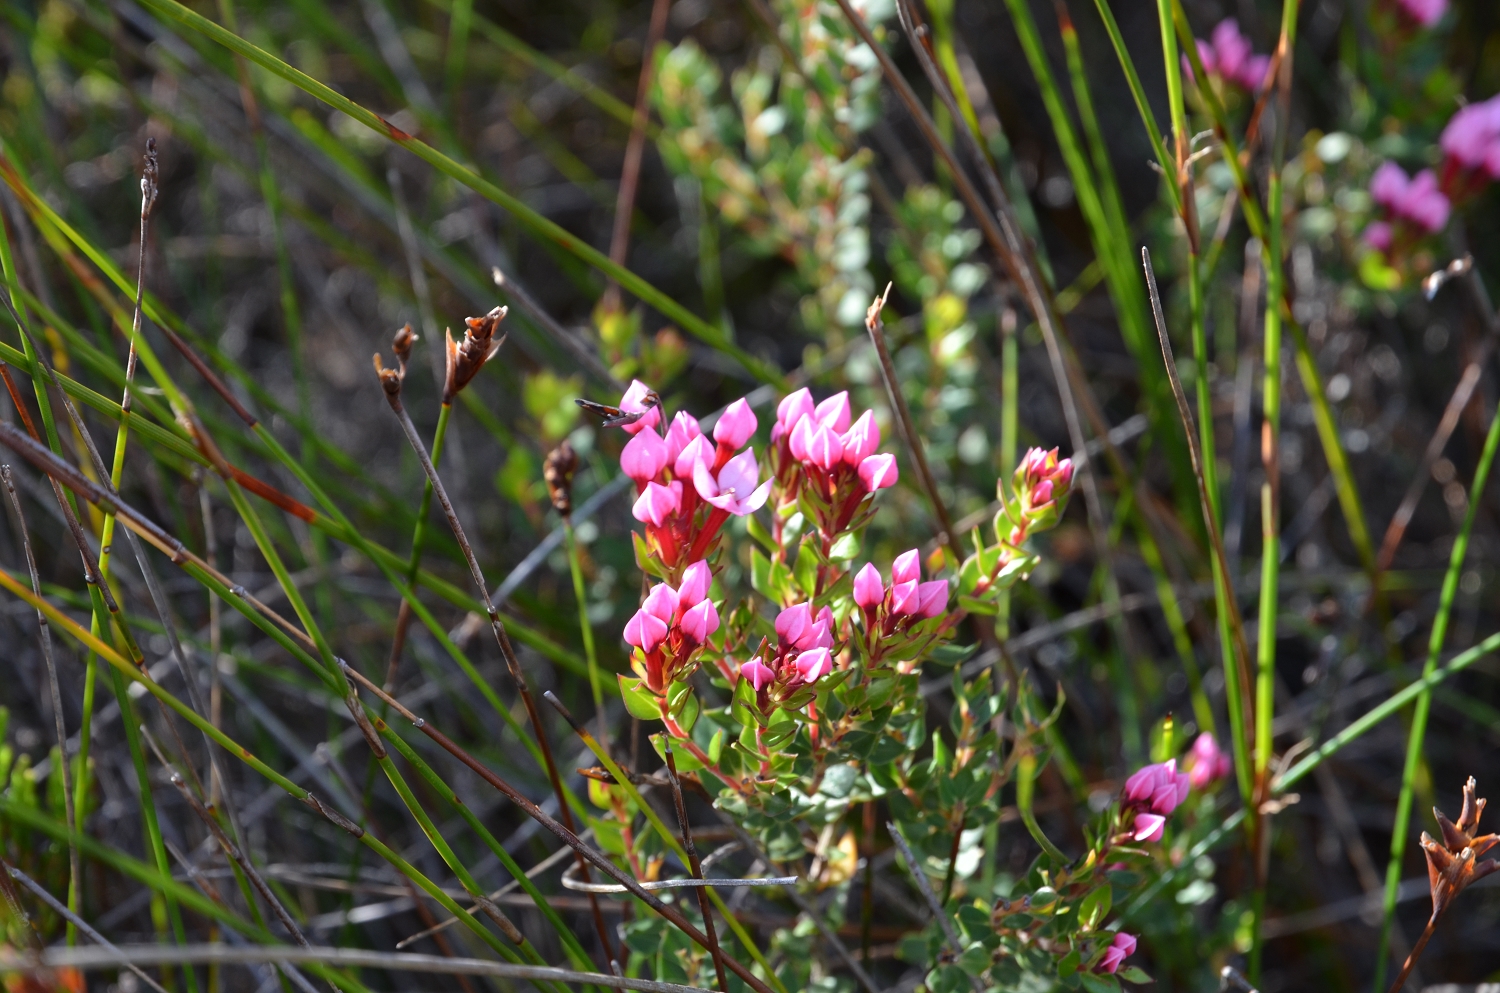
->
<box><xmin>1094</xmin><ymin>932</ymin><xmax>1138</xmax><ymax>975</ymax></box>
<box><xmin>617</xmin><ymin>381</ymin><xmax>769</xmax><ymax>578</ymax></box>
<box><xmin>737</xmin><ymin>602</ymin><xmax>838</xmax><ymax>717</ymax></box>
<box><xmin>1120</xmin><ymin>759</ymin><xmax>1190</xmax><ymax>843</ymax></box>
<box><xmin>769</xmin><ymin>388</ymin><xmax>897</xmax><ymax>536</ymax></box>
<box><xmin>1421</xmin><ymin>777</ymin><xmax>1499</xmax><ymax>919</ymax></box>
<box><xmin>1184</xmin><ymin>20</ymin><xmax>1270</xmax><ymax>93</ymax></box>
<box><xmin>1184</xmin><ymin>732</ymin><xmax>1231</xmax><ymax>790</ymax></box>
<box><xmin>1004</xmin><ymin>447</ymin><xmax>1074</xmax><ymax>542</ymax></box>
<box><xmin>852</xmin><ymin>549</ymin><xmax>948</xmax><ymax>662</ymax></box>
<box><xmin>1364</xmin><ymin>161</ymin><xmax>1451</xmax><ymax>253</ymax></box>
<box><xmin>622</xmin><ymin>561</ymin><xmax>721</xmax><ymax>700</ymax></box>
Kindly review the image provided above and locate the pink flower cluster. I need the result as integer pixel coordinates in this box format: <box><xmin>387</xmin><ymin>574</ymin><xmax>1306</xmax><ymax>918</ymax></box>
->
<box><xmin>1185</xmin><ymin>20</ymin><xmax>1270</xmax><ymax>93</ymax></box>
<box><xmin>1364</xmin><ymin>162</ymin><xmax>1451</xmax><ymax>251</ymax></box>
<box><xmin>852</xmin><ymin>549</ymin><xmax>948</xmax><ymax>656</ymax></box>
<box><xmin>1122</xmin><ymin>759</ymin><xmax>1190</xmax><ymax>843</ymax></box>
<box><xmin>1185</xmin><ymin>732</ymin><xmax>1231</xmax><ymax>790</ymax></box>
<box><xmin>770</xmin><ymin>389</ymin><xmax>897</xmax><ymax>535</ymax></box>
<box><xmin>739</xmin><ymin>601</ymin><xmax>838</xmax><ymax>707</ymax></box>
<box><xmin>617</xmin><ymin>381</ymin><xmax>769</xmax><ymax>572</ymax></box>
<box><xmin>622</xmin><ymin>561</ymin><xmax>720</xmax><ymax>695</ymax></box>
<box><xmin>1440</xmin><ymin>94</ymin><xmax>1500</xmax><ymax>202</ymax></box>
<box><xmin>1095</xmin><ymin>932</ymin><xmax>1138</xmax><ymax>975</ymax></box>
<box><xmin>1005</xmin><ymin>447</ymin><xmax>1074</xmax><ymax>544</ymax></box>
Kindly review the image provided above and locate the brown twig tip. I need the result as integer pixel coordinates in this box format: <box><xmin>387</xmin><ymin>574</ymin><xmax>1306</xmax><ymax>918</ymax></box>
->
<box><xmin>141</xmin><ymin>137</ymin><xmax>159</xmax><ymax>219</ymax></box>
<box><xmin>544</xmin><ymin>441</ymin><xmax>578</xmax><ymax>516</ymax></box>
<box><xmin>865</xmin><ymin>283</ymin><xmax>893</xmax><ymax>330</ymax></box>
<box><xmin>393</xmin><ymin>322</ymin><xmax>419</xmax><ymax>368</ymax></box>
<box><xmin>443</xmin><ymin>306</ymin><xmax>509</xmax><ymax>404</ymax></box>
<box><xmin>373</xmin><ymin>353</ymin><xmax>404</xmax><ymax>403</ymax></box>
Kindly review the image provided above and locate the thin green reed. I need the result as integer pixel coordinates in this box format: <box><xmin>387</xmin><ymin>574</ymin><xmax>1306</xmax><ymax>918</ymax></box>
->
<box><xmin>1374</xmin><ymin>399</ymin><xmax>1500</xmax><ymax>989</ymax></box>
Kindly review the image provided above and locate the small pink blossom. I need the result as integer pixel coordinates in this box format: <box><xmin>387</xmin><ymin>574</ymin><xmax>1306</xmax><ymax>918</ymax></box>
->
<box><xmin>1441</xmin><ymin>96</ymin><xmax>1500</xmax><ymax>175</ymax></box>
<box><xmin>624</xmin><ymin>607</ymin><xmax>669</xmax><ymax>653</ymax></box>
<box><xmin>804</xmin><ymin>423</ymin><xmax>845</xmax><ymax>470</ymax></box>
<box><xmin>917</xmin><ymin>580</ymin><xmax>948</xmax><ymax>619</ymax></box>
<box><xmin>891</xmin><ymin>549</ymin><xmax>921</xmax><ymax>586</ymax></box>
<box><xmin>840</xmin><ymin>410</ymin><xmax>881</xmax><ymax>465</ymax></box>
<box><xmin>814</xmin><ymin>392</ymin><xmax>851</xmax><ymax>433</ymax></box>
<box><xmin>788</xmin><ymin>415</ymin><xmax>814</xmax><ymax>461</ymax></box>
<box><xmin>740</xmin><ymin>659</ymin><xmax>774</xmax><ymax>691</ymax></box>
<box><xmin>794</xmin><ymin>647</ymin><xmax>834</xmax><ymax>683</ymax></box>
<box><xmin>775</xmin><ymin>602</ymin><xmax>813</xmax><ymax>648</ymax></box>
<box><xmin>889</xmin><ymin>579</ymin><xmax>920</xmax><ymax>617</ymax></box>
<box><xmin>693</xmin><ymin>450</ymin><xmax>772</xmax><ymax>516</ymax></box>
<box><xmin>1185</xmin><ymin>19</ymin><xmax>1269</xmax><ymax>91</ymax></box>
<box><xmin>853</xmin><ymin>563</ymin><xmax>885</xmax><ymax>609</ymax></box>
<box><xmin>679</xmin><ymin>599</ymin><xmax>720</xmax><ymax>645</ymax></box>
<box><xmin>713</xmin><ymin>398</ymin><xmax>758</xmax><ymax>450</ymax></box>
<box><xmin>858</xmin><ymin>453</ymin><xmax>898</xmax><ymax>491</ymax></box>
<box><xmin>1132</xmin><ymin>812</ymin><xmax>1166</xmax><ymax>843</ymax></box>
<box><xmin>1186</xmin><ymin>732</ymin><xmax>1232</xmax><ymax>789</ymax></box>
<box><xmin>677</xmin><ymin>561</ymin><xmax>712</xmax><ymax>610</ymax></box>
<box><xmin>1371</xmin><ymin>162</ymin><xmax>1451</xmax><ymax>232</ymax></box>
<box><xmin>632</xmin><ymin>481</ymin><xmax>680</xmax><ymax>527</ymax></box>
<box><xmin>641</xmin><ymin>583</ymin><xmax>679</xmax><ymax>623</ymax></box>
<box><xmin>1096</xmin><ymin>932</ymin><xmax>1138</xmax><ymax>974</ymax></box>
<box><xmin>674</xmin><ymin>434</ymin><xmax>714</xmax><ymax>479</ymax></box>
<box><xmin>773</xmin><ymin>388</ymin><xmax>815</xmax><ymax>443</ymax></box>
<box><xmin>664</xmin><ymin>412</ymin><xmax>702</xmax><ymax>464</ymax></box>
<box><xmin>618</xmin><ymin>380</ymin><xmax>661</xmax><ymax>436</ymax></box>
<box><xmin>1364</xmin><ymin>221</ymin><xmax>1394</xmax><ymax>251</ymax></box>
<box><xmin>620</xmin><ymin>428</ymin><xmax>668</xmax><ymax>483</ymax></box>
<box><xmin>1123</xmin><ymin>759</ymin><xmax>1190</xmax><ymax>816</ymax></box>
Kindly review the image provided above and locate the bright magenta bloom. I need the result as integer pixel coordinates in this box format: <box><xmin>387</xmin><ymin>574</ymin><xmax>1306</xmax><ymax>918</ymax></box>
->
<box><xmin>621</xmin><ymin>428</ymin><xmax>668</xmax><ymax>484</ymax></box>
<box><xmin>693</xmin><ymin>450</ymin><xmax>772</xmax><ymax>515</ymax></box>
<box><xmin>713</xmin><ymin>398</ymin><xmax>758</xmax><ymax>450</ymax></box>
<box><xmin>1096</xmin><ymin>932</ymin><xmax>1137</xmax><ymax>974</ymax></box>
<box><xmin>853</xmin><ymin>562</ymin><xmax>885</xmax><ymax>608</ymax></box>
<box><xmin>794</xmin><ymin>647</ymin><xmax>834</xmax><ymax>683</ymax></box>
<box><xmin>1123</xmin><ymin>759</ymin><xmax>1190</xmax><ymax>816</ymax></box>
<box><xmin>1186</xmin><ymin>20</ymin><xmax>1270</xmax><ymax>91</ymax></box>
<box><xmin>740</xmin><ymin>659</ymin><xmax>774</xmax><ymax>691</ymax></box>
<box><xmin>1132</xmin><ymin>812</ymin><xmax>1166</xmax><ymax>843</ymax></box>
<box><xmin>617</xmin><ymin>380</ymin><xmax>661</xmax><ymax>436</ymax></box>
<box><xmin>840</xmin><ymin>410</ymin><xmax>881</xmax><ymax>465</ymax></box>
<box><xmin>1186</xmin><ymin>732</ymin><xmax>1232</xmax><ymax>789</ymax></box>
<box><xmin>624</xmin><ymin>607</ymin><xmax>669</xmax><ymax>653</ymax></box>
<box><xmin>772</xmin><ymin>388</ymin><xmax>815</xmax><ymax>443</ymax></box>
<box><xmin>1370</xmin><ymin>162</ymin><xmax>1451</xmax><ymax>232</ymax></box>
<box><xmin>916</xmin><ymin>580</ymin><xmax>948</xmax><ymax>618</ymax></box>
<box><xmin>814</xmin><ymin>391</ymin><xmax>851</xmax><ymax>432</ymax></box>
<box><xmin>679</xmin><ymin>599</ymin><xmax>720</xmax><ymax>645</ymax></box>
<box><xmin>892</xmin><ymin>549</ymin><xmax>921</xmax><ymax>585</ymax></box>
<box><xmin>677</xmin><ymin>560</ymin><xmax>712</xmax><ymax>610</ymax></box>
<box><xmin>674</xmin><ymin>434</ymin><xmax>713</xmax><ymax>479</ymax></box>
<box><xmin>632</xmin><ymin>481</ymin><xmax>680</xmax><ymax>527</ymax></box>
<box><xmin>858</xmin><ymin>452</ymin><xmax>899</xmax><ymax>492</ymax></box>
<box><xmin>664</xmin><ymin>411</ymin><xmax>702</xmax><ymax>464</ymax></box>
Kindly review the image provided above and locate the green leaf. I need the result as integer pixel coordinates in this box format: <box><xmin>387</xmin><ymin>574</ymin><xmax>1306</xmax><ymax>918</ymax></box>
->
<box><xmin>1079</xmin><ymin>971</ymin><xmax>1121</xmax><ymax>993</ymax></box>
<box><xmin>828</xmin><ymin>531</ymin><xmax>861</xmax><ymax>561</ymax></box>
<box><xmin>1058</xmin><ymin>948</ymin><xmax>1081</xmax><ymax>979</ymax></box>
<box><xmin>1115</xmin><ymin>967</ymin><xmax>1152</xmax><ymax>984</ymax></box>
<box><xmin>745</xmin><ymin>512</ymin><xmax>776</xmax><ymax>553</ymax></box>
<box><xmin>1079</xmin><ymin>885</ymin><xmax>1111</xmax><ymax>929</ymax></box>
<box><xmin>707</xmin><ymin>728</ymin><xmax>724</xmax><ymax>764</ymax></box>
<box><xmin>618</xmin><ymin>675</ymin><xmax>661</xmax><ymax>721</ymax></box>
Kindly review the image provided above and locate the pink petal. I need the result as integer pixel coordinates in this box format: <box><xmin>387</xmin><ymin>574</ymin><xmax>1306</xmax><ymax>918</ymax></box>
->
<box><xmin>891</xmin><ymin>549</ymin><xmax>921</xmax><ymax>586</ymax></box>
<box><xmin>1132</xmin><ymin>813</ymin><xmax>1165</xmax><ymax>843</ymax></box>
<box><xmin>713</xmin><ymin>398</ymin><xmax>758</xmax><ymax>450</ymax></box>
<box><xmin>858</xmin><ymin>453</ymin><xmax>898</xmax><ymax>490</ymax></box>
<box><xmin>853</xmin><ymin>563</ymin><xmax>885</xmax><ymax>608</ymax></box>
<box><xmin>623</xmin><ymin>609</ymin><xmax>669</xmax><ymax>653</ymax></box>
<box><xmin>632</xmin><ymin>481</ymin><xmax>680</xmax><ymax>527</ymax></box>
<box><xmin>642</xmin><ymin>583</ymin><xmax>680</xmax><ymax>623</ymax></box>
<box><xmin>620</xmin><ymin>428</ymin><xmax>668</xmax><ymax>483</ymax></box>
<box><xmin>618</xmin><ymin>380</ymin><xmax>661</xmax><ymax>436</ymax></box>
<box><xmin>814</xmin><ymin>392</ymin><xmax>850</xmax><ymax>432</ymax></box>
<box><xmin>678</xmin><ymin>561</ymin><xmax>712</xmax><ymax>609</ymax></box>
<box><xmin>740</xmin><ymin>659</ymin><xmax>774</xmax><ymax>691</ymax></box>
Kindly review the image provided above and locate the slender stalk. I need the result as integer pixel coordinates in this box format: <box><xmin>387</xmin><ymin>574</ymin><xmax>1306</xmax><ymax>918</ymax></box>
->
<box><xmin>661</xmin><ymin>737</ymin><xmax>728</xmax><ymax>992</ymax></box>
<box><xmin>888</xmin><ymin>823</ymin><xmax>984</xmax><ymax>993</ymax></box>
<box><xmin>564</xmin><ymin>518</ymin><xmax>607</xmax><ymax>744</ymax></box>
<box><xmin>1386</xmin><ymin>914</ymin><xmax>1438</xmax><ymax>993</ymax></box>
<box><xmin>1375</xmin><ymin>400</ymin><xmax>1500</xmax><ymax>988</ymax></box>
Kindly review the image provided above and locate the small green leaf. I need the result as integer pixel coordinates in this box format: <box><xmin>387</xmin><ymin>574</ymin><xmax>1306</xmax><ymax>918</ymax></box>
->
<box><xmin>1079</xmin><ymin>884</ymin><xmax>1111</xmax><ymax>929</ymax></box>
<box><xmin>617</xmin><ymin>675</ymin><xmax>661</xmax><ymax>721</ymax></box>
<box><xmin>828</xmin><ymin>531</ymin><xmax>860</xmax><ymax>561</ymax></box>
<box><xmin>1115</xmin><ymin>967</ymin><xmax>1152</xmax><ymax>984</ymax></box>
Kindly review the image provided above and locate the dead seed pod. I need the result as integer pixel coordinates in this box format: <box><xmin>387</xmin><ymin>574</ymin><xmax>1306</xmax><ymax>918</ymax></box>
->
<box><xmin>443</xmin><ymin>306</ymin><xmax>508</xmax><ymax>403</ymax></box>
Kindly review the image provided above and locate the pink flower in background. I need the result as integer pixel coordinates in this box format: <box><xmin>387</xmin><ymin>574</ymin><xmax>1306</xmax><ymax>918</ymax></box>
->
<box><xmin>1186</xmin><ymin>732</ymin><xmax>1233</xmax><ymax>789</ymax></box>
<box><xmin>740</xmin><ymin>659</ymin><xmax>774</xmax><ymax>691</ymax></box>
<box><xmin>632</xmin><ymin>481</ymin><xmax>680</xmax><ymax>527</ymax></box>
<box><xmin>693</xmin><ymin>450</ymin><xmax>771</xmax><ymax>515</ymax></box>
<box><xmin>1124</xmin><ymin>759</ymin><xmax>1190</xmax><ymax>816</ymax></box>
<box><xmin>713</xmin><ymin>398</ymin><xmax>758</xmax><ymax>450</ymax></box>
<box><xmin>1441</xmin><ymin>95</ymin><xmax>1500</xmax><ymax>196</ymax></box>
<box><xmin>1394</xmin><ymin>0</ymin><xmax>1447</xmax><ymax>27</ymax></box>
<box><xmin>1096</xmin><ymin>932</ymin><xmax>1138</xmax><ymax>974</ymax></box>
<box><xmin>1185</xmin><ymin>19</ymin><xmax>1270</xmax><ymax>91</ymax></box>
<box><xmin>1363</xmin><ymin>220</ymin><xmax>1394</xmax><ymax>251</ymax></box>
<box><xmin>617</xmin><ymin>380</ymin><xmax>661</xmax><ymax>436</ymax></box>
<box><xmin>1370</xmin><ymin>162</ymin><xmax>1451</xmax><ymax>232</ymax></box>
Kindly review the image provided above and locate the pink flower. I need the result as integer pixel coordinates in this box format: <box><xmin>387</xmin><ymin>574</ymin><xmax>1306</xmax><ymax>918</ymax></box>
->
<box><xmin>1132</xmin><ymin>812</ymin><xmax>1166</xmax><ymax>843</ymax></box>
<box><xmin>713</xmin><ymin>398</ymin><xmax>758</xmax><ymax>450</ymax></box>
<box><xmin>642</xmin><ymin>582</ymin><xmax>679</xmax><ymax>623</ymax></box>
<box><xmin>1187</xmin><ymin>732</ymin><xmax>1232</xmax><ymax>789</ymax></box>
<box><xmin>618</xmin><ymin>380</ymin><xmax>661</xmax><ymax>436</ymax></box>
<box><xmin>674</xmin><ymin>434</ymin><xmax>714</xmax><ymax>479</ymax></box>
<box><xmin>853</xmin><ymin>563</ymin><xmax>885</xmax><ymax>609</ymax></box>
<box><xmin>858</xmin><ymin>453</ymin><xmax>898</xmax><ymax>491</ymax></box>
<box><xmin>775</xmin><ymin>602</ymin><xmax>813</xmax><ymax>648</ymax></box>
<box><xmin>1123</xmin><ymin>759</ymin><xmax>1190</xmax><ymax>816</ymax></box>
<box><xmin>677</xmin><ymin>561</ymin><xmax>712</xmax><ymax>610</ymax></box>
<box><xmin>632</xmin><ymin>481</ymin><xmax>680</xmax><ymax>527</ymax></box>
<box><xmin>917</xmin><ymin>580</ymin><xmax>948</xmax><ymax>619</ymax></box>
<box><xmin>1186</xmin><ymin>20</ymin><xmax>1269</xmax><ymax>91</ymax></box>
<box><xmin>1370</xmin><ymin>160</ymin><xmax>1410</xmax><ymax>208</ymax></box>
<box><xmin>804</xmin><ymin>423</ymin><xmax>845</xmax><ymax>470</ymax></box>
<box><xmin>840</xmin><ymin>410</ymin><xmax>881</xmax><ymax>465</ymax></box>
<box><xmin>891</xmin><ymin>549</ymin><xmax>921</xmax><ymax>586</ymax></box>
<box><xmin>1441</xmin><ymin>96</ymin><xmax>1500</xmax><ymax>175</ymax></box>
<box><xmin>693</xmin><ymin>449</ymin><xmax>772</xmax><ymax>516</ymax></box>
<box><xmin>740</xmin><ymin>659</ymin><xmax>774</xmax><ymax>691</ymax></box>
<box><xmin>889</xmin><ymin>579</ymin><xmax>920</xmax><ymax>617</ymax></box>
<box><xmin>1364</xmin><ymin>221</ymin><xmax>1393</xmax><ymax>251</ymax></box>
<box><xmin>664</xmin><ymin>412</ymin><xmax>702</xmax><ymax>464</ymax></box>
<box><xmin>1396</xmin><ymin>0</ymin><xmax>1447</xmax><ymax>27</ymax></box>
<box><xmin>773</xmin><ymin>389</ymin><xmax>815</xmax><ymax>443</ymax></box>
<box><xmin>620</xmin><ymin>428</ymin><xmax>668</xmax><ymax>483</ymax></box>
<box><xmin>1096</xmin><ymin>932</ymin><xmax>1137</xmax><ymax>974</ymax></box>
<box><xmin>794</xmin><ymin>647</ymin><xmax>834</xmax><ymax>683</ymax></box>
<box><xmin>679</xmin><ymin>598</ymin><xmax>719</xmax><ymax>645</ymax></box>
<box><xmin>814</xmin><ymin>392</ymin><xmax>851</xmax><ymax>433</ymax></box>
<box><xmin>624</xmin><ymin>607</ymin><xmax>669</xmax><ymax>653</ymax></box>
<box><xmin>1371</xmin><ymin>162</ymin><xmax>1451</xmax><ymax>232</ymax></box>
<box><xmin>788</xmin><ymin>415</ymin><xmax>814</xmax><ymax>461</ymax></box>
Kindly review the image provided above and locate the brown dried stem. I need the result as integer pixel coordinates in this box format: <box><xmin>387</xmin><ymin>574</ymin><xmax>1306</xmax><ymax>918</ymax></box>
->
<box><xmin>661</xmin><ymin>736</ymin><xmax>729</xmax><ymax>992</ymax></box>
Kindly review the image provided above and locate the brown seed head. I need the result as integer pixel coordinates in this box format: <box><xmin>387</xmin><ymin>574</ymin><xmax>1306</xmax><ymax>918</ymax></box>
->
<box><xmin>1420</xmin><ymin>777</ymin><xmax>1500</xmax><ymax>919</ymax></box>
<box><xmin>443</xmin><ymin>305</ymin><xmax>508</xmax><ymax>404</ymax></box>
<box><xmin>373</xmin><ymin>354</ymin><xmax>404</xmax><ymax>406</ymax></box>
<box><xmin>543</xmin><ymin>440</ymin><xmax>578</xmax><ymax>516</ymax></box>
<box><xmin>393</xmin><ymin>323</ymin><xmax>419</xmax><ymax>370</ymax></box>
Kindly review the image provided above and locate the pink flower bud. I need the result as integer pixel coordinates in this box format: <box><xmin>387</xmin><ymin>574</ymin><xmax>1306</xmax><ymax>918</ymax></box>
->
<box><xmin>889</xmin><ymin>579</ymin><xmax>919</xmax><ymax>617</ymax></box>
<box><xmin>1132</xmin><ymin>812</ymin><xmax>1165</xmax><ymax>843</ymax></box>
<box><xmin>713</xmin><ymin>398</ymin><xmax>758</xmax><ymax>450</ymax></box>
<box><xmin>664</xmin><ymin>411</ymin><xmax>702</xmax><ymax>464</ymax></box>
<box><xmin>1032</xmin><ymin>480</ymin><xmax>1054</xmax><ymax>507</ymax></box>
<box><xmin>840</xmin><ymin>410</ymin><xmax>880</xmax><ymax>465</ymax></box>
<box><xmin>775</xmin><ymin>602</ymin><xmax>812</xmax><ymax>648</ymax></box>
<box><xmin>802</xmin><ymin>618</ymin><xmax>833</xmax><ymax>652</ymax></box>
<box><xmin>620</xmin><ymin>428</ymin><xmax>668</xmax><ymax>483</ymax></box>
<box><xmin>679</xmin><ymin>598</ymin><xmax>720</xmax><ymax>645</ymax></box>
<box><xmin>804</xmin><ymin>423</ymin><xmax>845</xmax><ymax>470</ymax></box>
<box><xmin>1187</xmin><ymin>732</ymin><xmax>1231</xmax><ymax>789</ymax></box>
<box><xmin>1096</xmin><ymin>933</ymin><xmax>1137</xmax><ymax>974</ymax></box>
<box><xmin>774</xmin><ymin>389</ymin><xmax>815</xmax><ymax>442</ymax></box>
<box><xmin>740</xmin><ymin>659</ymin><xmax>774</xmax><ymax>691</ymax></box>
<box><xmin>891</xmin><ymin>549</ymin><xmax>921</xmax><ymax>586</ymax></box>
<box><xmin>632</xmin><ymin>481</ymin><xmax>680</xmax><ymax>527</ymax></box>
<box><xmin>642</xmin><ymin>583</ymin><xmax>679</xmax><ymax>623</ymax></box>
<box><xmin>677</xmin><ymin>561</ymin><xmax>712</xmax><ymax>610</ymax></box>
<box><xmin>788</xmin><ymin>415</ymin><xmax>814</xmax><ymax>461</ymax></box>
<box><xmin>623</xmin><ymin>607</ymin><xmax>669</xmax><ymax>653</ymax></box>
<box><xmin>814</xmin><ymin>392</ymin><xmax>851</xmax><ymax>432</ymax></box>
<box><xmin>618</xmin><ymin>380</ymin><xmax>661</xmax><ymax>436</ymax></box>
<box><xmin>1123</xmin><ymin>759</ymin><xmax>1189</xmax><ymax>815</ymax></box>
<box><xmin>794</xmin><ymin>647</ymin><xmax>834</xmax><ymax>683</ymax></box>
<box><xmin>675</xmin><ymin>434</ymin><xmax>714</xmax><ymax>479</ymax></box>
<box><xmin>853</xmin><ymin>563</ymin><xmax>885</xmax><ymax>609</ymax></box>
<box><xmin>917</xmin><ymin>580</ymin><xmax>948</xmax><ymax>619</ymax></box>
<box><xmin>858</xmin><ymin>453</ymin><xmax>898</xmax><ymax>491</ymax></box>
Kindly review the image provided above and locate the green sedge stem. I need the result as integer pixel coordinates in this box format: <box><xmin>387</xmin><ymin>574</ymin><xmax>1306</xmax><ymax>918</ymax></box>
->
<box><xmin>564</xmin><ymin>519</ymin><xmax>606</xmax><ymax>740</ymax></box>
